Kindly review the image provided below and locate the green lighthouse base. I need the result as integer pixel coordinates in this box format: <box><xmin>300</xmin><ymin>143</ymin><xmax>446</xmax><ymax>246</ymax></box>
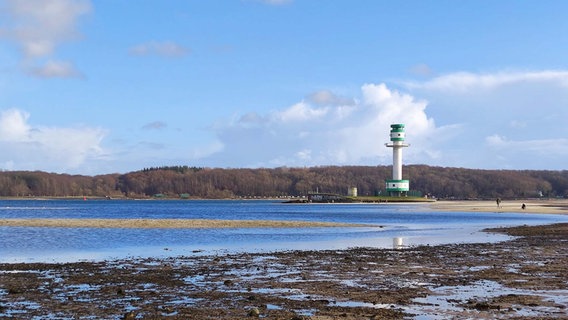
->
<box><xmin>386</xmin><ymin>179</ymin><xmax>409</xmax><ymax>197</ymax></box>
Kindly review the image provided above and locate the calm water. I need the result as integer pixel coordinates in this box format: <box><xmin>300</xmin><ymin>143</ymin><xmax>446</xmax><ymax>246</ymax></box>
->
<box><xmin>1</xmin><ymin>199</ymin><xmax>567</xmax><ymax>263</ymax></box>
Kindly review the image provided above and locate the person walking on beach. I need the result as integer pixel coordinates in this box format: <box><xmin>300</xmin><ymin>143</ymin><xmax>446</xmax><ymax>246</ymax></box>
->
<box><xmin>496</xmin><ymin>198</ymin><xmax>501</xmax><ymax>208</ymax></box>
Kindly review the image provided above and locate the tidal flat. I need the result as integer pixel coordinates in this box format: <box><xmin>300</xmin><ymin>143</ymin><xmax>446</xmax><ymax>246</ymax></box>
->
<box><xmin>1</xmin><ymin>223</ymin><xmax>567</xmax><ymax>319</ymax></box>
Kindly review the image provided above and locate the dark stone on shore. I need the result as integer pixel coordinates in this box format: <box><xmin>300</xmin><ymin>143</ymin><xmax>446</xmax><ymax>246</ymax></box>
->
<box><xmin>7</xmin><ymin>287</ymin><xmax>24</xmax><ymax>294</ymax></box>
<box><xmin>247</xmin><ymin>307</ymin><xmax>260</xmax><ymax>317</ymax></box>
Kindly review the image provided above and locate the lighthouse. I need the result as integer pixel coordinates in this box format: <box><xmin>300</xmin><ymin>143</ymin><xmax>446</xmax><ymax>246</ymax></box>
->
<box><xmin>385</xmin><ymin>124</ymin><xmax>409</xmax><ymax>196</ymax></box>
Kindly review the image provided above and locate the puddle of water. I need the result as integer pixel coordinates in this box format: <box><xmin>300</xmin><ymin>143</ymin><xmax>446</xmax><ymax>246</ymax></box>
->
<box><xmin>165</xmin><ymin>296</ymin><xmax>202</xmax><ymax>306</ymax></box>
<box><xmin>407</xmin><ymin>280</ymin><xmax>568</xmax><ymax>319</ymax></box>
<box><xmin>331</xmin><ymin>300</ymin><xmax>395</xmax><ymax>309</ymax></box>
<box><xmin>466</xmin><ymin>265</ymin><xmax>492</xmax><ymax>272</ymax></box>
<box><xmin>0</xmin><ymin>301</ymin><xmax>42</xmax><ymax>317</ymax></box>
<box><xmin>339</xmin><ymin>279</ymin><xmax>362</xmax><ymax>287</ymax></box>
<box><xmin>266</xmin><ymin>303</ymin><xmax>283</xmax><ymax>310</ymax></box>
<box><xmin>0</xmin><ymin>270</ymin><xmax>42</xmax><ymax>274</ymax></box>
<box><xmin>183</xmin><ymin>274</ymin><xmax>206</xmax><ymax>286</ymax></box>
<box><xmin>295</xmin><ymin>308</ymin><xmax>317</xmax><ymax>316</ymax></box>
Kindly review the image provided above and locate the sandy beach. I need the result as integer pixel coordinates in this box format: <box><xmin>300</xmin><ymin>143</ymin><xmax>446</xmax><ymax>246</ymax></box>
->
<box><xmin>429</xmin><ymin>198</ymin><xmax>568</xmax><ymax>214</ymax></box>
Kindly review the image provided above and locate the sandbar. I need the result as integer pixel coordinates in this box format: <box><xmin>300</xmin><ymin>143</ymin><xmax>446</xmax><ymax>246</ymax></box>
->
<box><xmin>0</xmin><ymin>218</ymin><xmax>367</xmax><ymax>229</ymax></box>
<box><xmin>429</xmin><ymin>198</ymin><xmax>568</xmax><ymax>214</ymax></box>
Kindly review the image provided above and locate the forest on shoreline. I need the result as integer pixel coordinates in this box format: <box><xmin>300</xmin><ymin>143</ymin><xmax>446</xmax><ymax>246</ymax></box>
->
<box><xmin>1</xmin><ymin>165</ymin><xmax>567</xmax><ymax>200</ymax></box>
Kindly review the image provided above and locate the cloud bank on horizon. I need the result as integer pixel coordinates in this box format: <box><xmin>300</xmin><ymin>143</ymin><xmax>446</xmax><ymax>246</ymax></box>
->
<box><xmin>0</xmin><ymin>109</ymin><xmax>107</xmax><ymax>172</ymax></box>
<box><xmin>1</xmin><ymin>1</ymin><xmax>567</xmax><ymax>174</ymax></box>
<box><xmin>203</xmin><ymin>71</ymin><xmax>568</xmax><ymax>170</ymax></box>
<box><xmin>207</xmin><ymin>83</ymin><xmax>437</xmax><ymax>168</ymax></box>
<box><xmin>1</xmin><ymin>70</ymin><xmax>567</xmax><ymax>173</ymax></box>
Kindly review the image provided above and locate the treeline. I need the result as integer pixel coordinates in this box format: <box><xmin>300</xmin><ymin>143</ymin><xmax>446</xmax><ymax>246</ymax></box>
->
<box><xmin>0</xmin><ymin>171</ymin><xmax>119</xmax><ymax>198</ymax></box>
<box><xmin>0</xmin><ymin>165</ymin><xmax>567</xmax><ymax>199</ymax></box>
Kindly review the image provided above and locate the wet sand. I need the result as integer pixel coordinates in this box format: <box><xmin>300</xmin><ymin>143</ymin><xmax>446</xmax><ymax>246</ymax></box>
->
<box><xmin>1</xmin><ymin>223</ymin><xmax>567</xmax><ymax>319</ymax></box>
<box><xmin>0</xmin><ymin>218</ymin><xmax>365</xmax><ymax>229</ymax></box>
<box><xmin>429</xmin><ymin>198</ymin><xmax>568</xmax><ymax>214</ymax></box>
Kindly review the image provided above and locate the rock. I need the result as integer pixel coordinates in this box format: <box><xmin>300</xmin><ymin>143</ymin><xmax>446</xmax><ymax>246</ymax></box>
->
<box><xmin>7</xmin><ymin>287</ymin><xmax>24</xmax><ymax>294</ymax></box>
<box><xmin>473</xmin><ymin>302</ymin><xmax>490</xmax><ymax>311</ymax></box>
<box><xmin>248</xmin><ymin>307</ymin><xmax>260</xmax><ymax>317</ymax></box>
<box><xmin>122</xmin><ymin>311</ymin><xmax>136</xmax><ymax>319</ymax></box>
<box><xmin>159</xmin><ymin>305</ymin><xmax>175</xmax><ymax>314</ymax></box>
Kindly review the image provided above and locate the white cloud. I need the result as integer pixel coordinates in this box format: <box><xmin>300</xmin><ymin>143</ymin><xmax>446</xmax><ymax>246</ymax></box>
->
<box><xmin>399</xmin><ymin>70</ymin><xmax>568</xmax><ymax>169</ymax></box>
<box><xmin>0</xmin><ymin>109</ymin><xmax>107</xmax><ymax>172</ymax></box>
<box><xmin>295</xmin><ymin>149</ymin><xmax>312</xmax><ymax>161</ymax></box>
<box><xmin>1</xmin><ymin>0</ymin><xmax>91</xmax><ymax>57</ymax></box>
<box><xmin>306</xmin><ymin>90</ymin><xmax>355</xmax><ymax>106</ymax></box>
<box><xmin>203</xmin><ymin>83</ymin><xmax>439</xmax><ymax>168</ymax></box>
<box><xmin>197</xmin><ymin>70</ymin><xmax>568</xmax><ymax>170</ymax></box>
<box><xmin>0</xmin><ymin>109</ymin><xmax>30</xmax><ymax>141</ymax></box>
<box><xmin>485</xmin><ymin>134</ymin><xmax>506</xmax><ymax>146</ymax></box>
<box><xmin>0</xmin><ymin>0</ymin><xmax>91</xmax><ymax>77</ymax></box>
<box><xmin>275</xmin><ymin>102</ymin><xmax>329</xmax><ymax>122</ymax></box>
<box><xmin>484</xmin><ymin>134</ymin><xmax>568</xmax><ymax>169</ymax></box>
<box><xmin>142</xmin><ymin>121</ymin><xmax>167</xmax><ymax>130</ymax></box>
<box><xmin>486</xmin><ymin>134</ymin><xmax>568</xmax><ymax>155</ymax></box>
<box><xmin>237</xmin><ymin>112</ymin><xmax>267</xmax><ymax>127</ymax></box>
<box><xmin>189</xmin><ymin>140</ymin><xmax>224</xmax><ymax>160</ymax></box>
<box><xmin>28</xmin><ymin>60</ymin><xmax>83</xmax><ymax>78</ymax></box>
<box><xmin>129</xmin><ymin>41</ymin><xmax>189</xmax><ymax>58</ymax></box>
<box><xmin>403</xmin><ymin>70</ymin><xmax>568</xmax><ymax>126</ymax></box>
<box><xmin>405</xmin><ymin>70</ymin><xmax>568</xmax><ymax>92</ymax></box>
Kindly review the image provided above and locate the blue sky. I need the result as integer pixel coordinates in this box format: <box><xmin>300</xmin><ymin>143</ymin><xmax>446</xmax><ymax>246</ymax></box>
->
<box><xmin>1</xmin><ymin>0</ymin><xmax>567</xmax><ymax>174</ymax></box>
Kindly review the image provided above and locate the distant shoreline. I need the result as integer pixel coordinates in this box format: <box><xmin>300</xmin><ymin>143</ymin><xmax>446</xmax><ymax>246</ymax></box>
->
<box><xmin>3</xmin><ymin>196</ymin><xmax>568</xmax><ymax>215</ymax></box>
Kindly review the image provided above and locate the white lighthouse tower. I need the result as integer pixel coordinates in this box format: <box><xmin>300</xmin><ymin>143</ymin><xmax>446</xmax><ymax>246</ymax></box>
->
<box><xmin>385</xmin><ymin>124</ymin><xmax>409</xmax><ymax>196</ymax></box>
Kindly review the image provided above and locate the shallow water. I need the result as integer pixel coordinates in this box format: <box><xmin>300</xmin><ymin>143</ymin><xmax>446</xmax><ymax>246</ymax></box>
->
<box><xmin>1</xmin><ymin>199</ymin><xmax>567</xmax><ymax>263</ymax></box>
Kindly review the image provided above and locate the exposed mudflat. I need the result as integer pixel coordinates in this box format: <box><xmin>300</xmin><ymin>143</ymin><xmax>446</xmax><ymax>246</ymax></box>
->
<box><xmin>1</xmin><ymin>223</ymin><xmax>567</xmax><ymax>319</ymax></box>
